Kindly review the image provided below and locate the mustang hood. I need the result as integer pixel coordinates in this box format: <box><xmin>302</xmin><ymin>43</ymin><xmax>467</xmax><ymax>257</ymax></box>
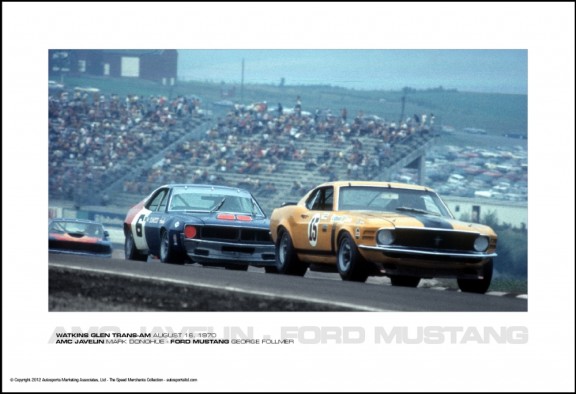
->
<box><xmin>341</xmin><ymin>211</ymin><xmax>493</xmax><ymax>234</ymax></box>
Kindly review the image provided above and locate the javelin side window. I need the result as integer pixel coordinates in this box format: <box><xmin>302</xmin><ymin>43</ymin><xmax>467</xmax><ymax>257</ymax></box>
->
<box><xmin>147</xmin><ymin>189</ymin><xmax>168</xmax><ymax>211</ymax></box>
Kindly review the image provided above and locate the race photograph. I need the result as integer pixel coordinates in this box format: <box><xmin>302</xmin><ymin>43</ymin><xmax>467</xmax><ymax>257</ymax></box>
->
<box><xmin>4</xmin><ymin>3</ymin><xmax>574</xmax><ymax>393</ymax></box>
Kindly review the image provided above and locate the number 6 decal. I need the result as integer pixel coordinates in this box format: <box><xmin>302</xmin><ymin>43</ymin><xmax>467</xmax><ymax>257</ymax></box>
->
<box><xmin>135</xmin><ymin>214</ymin><xmax>146</xmax><ymax>237</ymax></box>
<box><xmin>308</xmin><ymin>214</ymin><xmax>321</xmax><ymax>247</ymax></box>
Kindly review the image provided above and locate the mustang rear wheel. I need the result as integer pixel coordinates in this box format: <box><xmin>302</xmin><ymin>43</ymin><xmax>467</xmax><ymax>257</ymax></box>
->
<box><xmin>390</xmin><ymin>275</ymin><xmax>421</xmax><ymax>287</ymax></box>
<box><xmin>125</xmin><ymin>232</ymin><xmax>148</xmax><ymax>261</ymax></box>
<box><xmin>275</xmin><ymin>229</ymin><xmax>307</xmax><ymax>276</ymax></box>
<box><xmin>457</xmin><ymin>259</ymin><xmax>493</xmax><ymax>294</ymax></box>
<box><xmin>337</xmin><ymin>233</ymin><xmax>369</xmax><ymax>282</ymax></box>
<box><xmin>160</xmin><ymin>230</ymin><xmax>184</xmax><ymax>264</ymax></box>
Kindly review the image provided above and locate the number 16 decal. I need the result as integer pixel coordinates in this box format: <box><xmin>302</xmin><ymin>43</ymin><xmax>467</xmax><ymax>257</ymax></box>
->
<box><xmin>308</xmin><ymin>214</ymin><xmax>321</xmax><ymax>247</ymax></box>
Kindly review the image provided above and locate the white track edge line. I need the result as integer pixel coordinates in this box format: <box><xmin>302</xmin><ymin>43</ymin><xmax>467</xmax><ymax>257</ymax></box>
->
<box><xmin>49</xmin><ymin>263</ymin><xmax>388</xmax><ymax>312</ymax></box>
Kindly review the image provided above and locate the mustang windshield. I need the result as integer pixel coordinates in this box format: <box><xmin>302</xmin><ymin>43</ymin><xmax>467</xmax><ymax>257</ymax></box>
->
<box><xmin>338</xmin><ymin>186</ymin><xmax>452</xmax><ymax>218</ymax></box>
<box><xmin>168</xmin><ymin>187</ymin><xmax>265</xmax><ymax>217</ymax></box>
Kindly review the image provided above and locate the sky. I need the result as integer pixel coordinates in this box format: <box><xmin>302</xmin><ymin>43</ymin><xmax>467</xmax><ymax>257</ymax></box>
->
<box><xmin>178</xmin><ymin>49</ymin><xmax>527</xmax><ymax>94</ymax></box>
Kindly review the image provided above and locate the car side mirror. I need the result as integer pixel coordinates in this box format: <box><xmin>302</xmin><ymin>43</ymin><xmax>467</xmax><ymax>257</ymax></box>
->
<box><xmin>103</xmin><ymin>230</ymin><xmax>110</xmax><ymax>240</ymax></box>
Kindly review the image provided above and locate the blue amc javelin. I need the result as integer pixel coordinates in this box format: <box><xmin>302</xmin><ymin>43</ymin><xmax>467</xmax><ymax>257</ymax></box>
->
<box><xmin>123</xmin><ymin>184</ymin><xmax>275</xmax><ymax>270</ymax></box>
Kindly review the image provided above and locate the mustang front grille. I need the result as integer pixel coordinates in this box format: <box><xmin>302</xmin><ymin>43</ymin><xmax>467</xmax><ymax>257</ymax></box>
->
<box><xmin>392</xmin><ymin>228</ymin><xmax>478</xmax><ymax>252</ymax></box>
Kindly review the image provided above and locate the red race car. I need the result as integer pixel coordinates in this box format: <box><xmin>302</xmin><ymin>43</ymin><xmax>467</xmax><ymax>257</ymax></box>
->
<box><xmin>49</xmin><ymin>218</ymin><xmax>113</xmax><ymax>258</ymax></box>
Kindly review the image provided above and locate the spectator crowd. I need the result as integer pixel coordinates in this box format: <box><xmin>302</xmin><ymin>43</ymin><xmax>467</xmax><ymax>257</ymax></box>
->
<box><xmin>49</xmin><ymin>88</ymin><xmax>435</xmax><ymax>207</ymax></box>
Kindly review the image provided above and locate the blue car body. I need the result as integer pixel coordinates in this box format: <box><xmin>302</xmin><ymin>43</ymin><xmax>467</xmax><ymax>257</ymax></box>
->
<box><xmin>123</xmin><ymin>184</ymin><xmax>275</xmax><ymax>267</ymax></box>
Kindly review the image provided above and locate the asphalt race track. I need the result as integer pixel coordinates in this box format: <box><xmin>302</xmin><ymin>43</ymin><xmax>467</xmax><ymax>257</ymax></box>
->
<box><xmin>49</xmin><ymin>253</ymin><xmax>527</xmax><ymax>312</ymax></box>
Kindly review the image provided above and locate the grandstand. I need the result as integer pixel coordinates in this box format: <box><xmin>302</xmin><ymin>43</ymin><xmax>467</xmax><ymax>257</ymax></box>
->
<box><xmin>49</xmin><ymin>90</ymin><xmax>436</xmax><ymax>216</ymax></box>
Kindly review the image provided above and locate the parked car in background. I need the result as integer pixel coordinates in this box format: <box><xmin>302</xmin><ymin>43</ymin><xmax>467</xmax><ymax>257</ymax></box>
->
<box><xmin>269</xmin><ymin>181</ymin><xmax>497</xmax><ymax>293</ymax></box>
<box><xmin>49</xmin><ymin>218</ymin><xmax>112</xmax><ymax>258</ymax></box>
<box><xmin>123</xmin><ymin>184</ymin><xmax>275</xmax><ymax>270</ymax></box>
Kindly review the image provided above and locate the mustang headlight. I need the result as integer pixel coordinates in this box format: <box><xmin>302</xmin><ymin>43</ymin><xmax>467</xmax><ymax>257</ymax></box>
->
<box><xmin>474</xmin><ymin>236</ymin><xmax>489</xmax><ymax>252</ymax></box>
<box><xmin>376</xmin><ymin>229</ymin><xmax>395</xmax><ymax>246</ymax></box>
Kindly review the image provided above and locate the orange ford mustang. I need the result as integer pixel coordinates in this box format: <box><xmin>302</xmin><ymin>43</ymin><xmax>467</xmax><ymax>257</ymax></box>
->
<box><xmin>269</xmin><ymin>181</ymin><xmax>497</xmax><ymax>293</ymax></box>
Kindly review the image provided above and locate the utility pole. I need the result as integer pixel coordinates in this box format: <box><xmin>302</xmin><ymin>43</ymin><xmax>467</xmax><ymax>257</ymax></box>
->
<box><xmin>399</xmin><ymin>87</ymin><xmax>407</xmax><ymax>125</ymax></box>
<box><xmin>240</xmin><ymin>58</ymin><xmax>245</xmax><ymax>103</ymax></box>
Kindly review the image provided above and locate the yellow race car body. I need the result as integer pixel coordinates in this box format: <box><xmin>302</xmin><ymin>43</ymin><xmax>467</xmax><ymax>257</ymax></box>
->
<box><xmin>269</xmin><ymin>181</ymin><xmax>497</xmax><ymax>293</ymax></box>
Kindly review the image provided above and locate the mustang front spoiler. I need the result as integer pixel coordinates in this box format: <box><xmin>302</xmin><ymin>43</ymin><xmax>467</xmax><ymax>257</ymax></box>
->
<box><xmin>359</xmin><ymin>245</ymin><xmax>497</xmax><ymax>259</ymax></box>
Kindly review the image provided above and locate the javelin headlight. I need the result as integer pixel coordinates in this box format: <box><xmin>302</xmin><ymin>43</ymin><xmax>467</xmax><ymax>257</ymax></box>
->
<box><xmin>474</xmin><ymin>236</ymin><xmax>489</xmax><ymax>252</ymax></box>
<box><xmin>376</xmin><ymin>229</ymin><xmax>395</xmax><ymax>246</ymax></box>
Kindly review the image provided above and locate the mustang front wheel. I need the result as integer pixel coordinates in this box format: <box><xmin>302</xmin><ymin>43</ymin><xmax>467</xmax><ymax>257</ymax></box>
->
<box><xmin>390</xmin><ymin>275</ymin><xmax>421</xmax><ymax>287</ymax></box>
<box><xmin>457</xmin><ymin>259</ymin><xmax>493</xmax><ymax>294</ymax></box>
<box><xmin>275</xmin><ymin>229</ymin><xmax>307</xmax><ymax>276</ymax></box>
<box><xmin>337</xmin><ymin>233</ymin><xmax>369</xmax><ymax>282</ymax></box>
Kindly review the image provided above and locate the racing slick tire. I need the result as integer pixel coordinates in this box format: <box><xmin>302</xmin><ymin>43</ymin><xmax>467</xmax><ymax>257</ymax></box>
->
<box><xmin>337</xmin><ymin>233</ymin><xmax>369</xmax><ymax>282</ymax></box>
<box><xmin>457</xmin><ymin>259</ymin><xmax>493</xmax><ymax>294</ymax></box>
<box><xmin>160</xmin><ymin>230</ymin><xmax>185</xmax><ymax>264</ymax></box>
<box><xmin>390</xmin><ymin>275</ymin><xmax>421</xmax><ymax>287</ymax></box>
<box><xmin>225</xmin><ymin>265</ymin><xmax>249</xmax><ymax>271</ymax></box>
<box><xmin>125</xmin><ymin>232</ymin><xmax>148</xmax><ymax>262</ymax></box>
<box><xmin>275</xmin><ymin>229</ymin><xmax>308</xmax><ymax>276</ymax></box>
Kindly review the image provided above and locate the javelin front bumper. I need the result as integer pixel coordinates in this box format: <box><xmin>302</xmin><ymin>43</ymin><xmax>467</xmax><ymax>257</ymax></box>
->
<box><xmin>182</xmin><ymin>238</ymin><xmax>276</xmax><ymax>267</ymax></box>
